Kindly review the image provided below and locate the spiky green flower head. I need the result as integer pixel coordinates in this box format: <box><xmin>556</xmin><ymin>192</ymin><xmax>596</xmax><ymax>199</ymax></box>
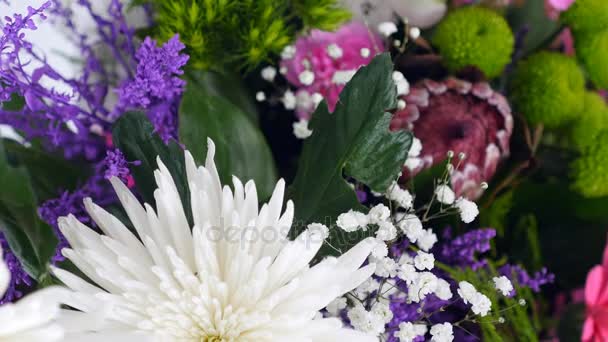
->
<box><xmin>574</xmin><ymin>30</ymin><xmax>608</xmax><ymax>90</ymax></box>
<box><xmin>571</xmin><ymin>130</ymin><xmax>608</xmax><ymax>197</ymax></box>
<box><xmin>510</xmin><ymin>52</ymin><xmax>585</xmax><ymax>128</ymax></box>
<box><xmin>570</xmin><ymin>92</ymin><xmax>608</xmax><ymax>150</ymax></box>
<box><xmin>146</xmin><ymin>0</ymin><xmax>350</xmax><ymax>71</ymax></box>
<box><xmin>561</xmin><ymin>0</ymin><xmax>608</xmax><ymax>33</ymax></box>
<box><xmin>432</xmin><ymin>6</ymin><xmax>514</xmax><ymax>78</ymax></box>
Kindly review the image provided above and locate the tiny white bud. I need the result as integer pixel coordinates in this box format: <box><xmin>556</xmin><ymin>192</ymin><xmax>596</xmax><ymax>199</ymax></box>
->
<box><xmin>281</xmin><ymin>45</ymin><xmax>296</xmax><ymax>60</ymax></box>
<box><xmin>397</xmin><ymin>99</ymin><xmax>406</xmax><ymax>110</ymax></box>
<box><xmin>480</xmin><ymin>182</ymin><xmax>489</xmax><ymax>190</ymax></box>
<box><xmin>255</xmin><ymin>91</ymin><xmax>266</xmax><ymax>102</ymax></box>
<box><xmin>327</xmin><ymin>43</ymin><xmax>343</xmax><ymax>59</ymax></box>
<box><xmin>260</xmin><ymin>66</ymin><xmax>277</xmax><ymax>82</ymax></box>
<box><xmin>458</xmin><ymin>152</ymin><xmax>467</xmax><ymax>160</ymax></box>
<box><xmin>519</xmin><ymin>299</ymin><xmax>526</xmax><ymax>306</ymax></box>
<box><xmin>446</xmin><ymin>164</ymin><xmax>454</xmax><ymax>172</ymax></box>
<box><xmin>279</xmin><ymin>66</ymin><xmax>288</xmax><ymax>75</ymax></box>
<box><xmin>393</xmin><ymin>39</ymin><xmax>402</xmax><ymax>47</ymax></box>
<box><xmin>298</xmin><ymin>70</ymin><xmax>315</xmax><ymax>86</ymax></box>
<box><xmin>498</xmin><ymin>317</ymin><xmax>505</xmax><ymax>324</ymax></box>
<box><xmin>360</xmin><ymin>48</ymin><xmax>371</xmax><ymax>58</ymax></box>
<box><xmin>447</xmin><ymin>150</ymin><xmax>454</xmax><ymax>158</ymax></box>
<box><xmin>409</xmin><ymin>27</ymin><xmax>421</xmax><ymax>40</ymax></box>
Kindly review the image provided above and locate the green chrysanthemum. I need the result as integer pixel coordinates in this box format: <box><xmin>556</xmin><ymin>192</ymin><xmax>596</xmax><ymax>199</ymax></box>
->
<box><xmin>432</xmin><ymin>6</ymin><xmax>514</xmax><ymax>78</ymax></box>
<box><xmin>510</xmin><ymin>52</ymin><xmax>585</xmax><ymax>128</ymax></box>
<box><xmin>561</xmin><ymin>0</ymin><xmax>608</xmax><ymax>33</ymax></box>
<box><xmin>574</xmin><ymin>30</ymin><xmax>608</xmax><ymax>90</ymax></box>
<box><xmin>570</xmin><ymin>92</ymin><xmax>608</xmax><ymax>150</ymax></box>
<box><xmin>571</xmin><ymin>131</ymin><xmax>608</xmax><ymax>197</ymax></box>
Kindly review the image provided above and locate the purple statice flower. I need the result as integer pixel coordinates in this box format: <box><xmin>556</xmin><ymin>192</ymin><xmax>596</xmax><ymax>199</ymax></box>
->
<box><xmin>436</xmin><ymin>228</ymin><xmax>496</xmax><ymax>269</ymax></box>
<box><xmin>0</xmin><ymin>233</ymin><xmax>33</xmax><ymax>304</ymax></box>
<box><xmin>38</xmin><ymin>163</ymin><xmax>116</xmax><ymax>263</ymax></box>
<box><xmin>499</xmin><ymin>264</ymin><xmax>555</xmax><ymax>293</ymax></box>
<box><xmin>102</xmin><ymin>148</ymin><xmax>139</xmax><ymax>186</ymax></box>
<box><xmin>116</xmin><ymin>34</ymin><xmax>189</xmax><ymax>142</ymax></box>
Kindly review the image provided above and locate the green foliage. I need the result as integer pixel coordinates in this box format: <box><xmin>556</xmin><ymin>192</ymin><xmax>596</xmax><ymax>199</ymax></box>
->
<box><xmin>145</xmin><ymin>0</ymin><xmax>349</xmax><ymax>71</ymax></box>
<box><xmin>569</xmin><ymin>92</ymin><xmax>608</xmax><ymax>150</ymax></box>
<box><xmin>561</xmin><ymin>0</ymin><xmax>608</xmax><ymax>33</ymax></box>
<box><xmin>288</xmin><ymin>54</ymin><xmax>412</xmax><ymax>257</ymax></box>
<box><xmin>506</xmin><ymin>0</ymin><xmax>560</xmax><ymax>56</ymax></box>
<box><xmin>510</xmin><ymin>52</ymin><xmax>585</xmax><ymax>128</ymax></box>
<box><xmin>574</xmin><ymin>30</ymin><xmax>608</xmax><ymax>90</ymax></box>
<box><xmin>179</xmin><ymin>72</ymin><xmax>278</xmax><ymax>200</ymax></box>
<box><xmin>570</xmin><ymin>130</ymin><xmax>608</xmax><ymax>198</ymax></box>
<box><xmin>0</xmin><ymin>142</ymin><xmax>57</xmax><ymax>281</ymax></box>
<box><xmin>480</xmin><ymin>191</ymin><xmax>514</xmax><ymax>237</ymax></box>
<box><xmin>292</xmin><ymin>0</ymin><xmax>351</xmax><ymax>31</ymax></box>
<box><xmin>432</xmin><ymin>6</ymin><xmax>514</xmax><ymax>78</ymax></box>
<box><xmin>112</xmin><ymin>112</ymin><xmax>193</xmax><ymax>225</ymax></box>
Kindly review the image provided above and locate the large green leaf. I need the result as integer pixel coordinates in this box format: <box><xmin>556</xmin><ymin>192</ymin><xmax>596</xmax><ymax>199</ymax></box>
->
<box><xmin>112</xmin><ymin>112</ymin><xmax>192</xmax><ymax>225</ymax></box>
<box><xmin>0</xmin><ymin>142</ymin><xmax>57</xmax><ymax>280</ymax></box>
<box><xmin>506</xmin><ymin>0</ymin><xmax>561</xmax><ymax>56</ymax></box>
<box><xmin>288</xmin><ymin>53</ymin><xmax>412</xmax><ymax>256</ymax></box>
<box><xmin>179</xmin><ymin>77</ymin><xmax>278</xmax><ymax>200</ymax></box>
<box><xmin>3</xmin><ymin>140</ymin><xmax>91</xmax><ymax>201</ymax></box>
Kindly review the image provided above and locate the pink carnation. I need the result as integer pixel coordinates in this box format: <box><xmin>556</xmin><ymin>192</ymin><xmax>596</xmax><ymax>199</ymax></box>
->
<box><xmin>280</xmin><ymin>22</ymin><xmax>384</xmax><ymax>119</ymax></box>
<box><xmin>582</xmin><ymin>239</ymin><xmax>608</xmax><ymax>342</ymax></box>
<box><xmin>391</xmin><ymin>78</ymin><xmax>513</xmax><ymax>199</ymax></box>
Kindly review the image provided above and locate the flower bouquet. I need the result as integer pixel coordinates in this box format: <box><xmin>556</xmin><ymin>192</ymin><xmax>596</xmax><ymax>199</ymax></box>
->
<box><xmin>0</xmin><ymin>0</ymin><xmax>606</xmax><ymax>340</ymax></box>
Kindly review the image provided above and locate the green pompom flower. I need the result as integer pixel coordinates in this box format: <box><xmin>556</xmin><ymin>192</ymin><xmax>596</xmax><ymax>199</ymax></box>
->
<box><xmin>432</xmin><ymin>6</ymin><xmax>514</xmax><ymax>78</ymax></box>
<box><xmin>510</xmin><ymin>52</ymin><xmax>585</xmax><ymax>128</ymax></box>
<box><xmin>561</xmin><ymin>0</ymin><xmax>608</xmax><ymax>33</ymax></box>
<box><xmin>571</xmin><ymin>130</ymin><xmax>608</xmax><ymax>197</ymax></box>
<box><xmin>574</xmin><ymin>30</ymin><xmax>608</xmax><ymax>90</ymax></box>
<box><xmin>570</xmin><ymin>92</ymin><xmax>608</xmax><ymax>150</ymax></box>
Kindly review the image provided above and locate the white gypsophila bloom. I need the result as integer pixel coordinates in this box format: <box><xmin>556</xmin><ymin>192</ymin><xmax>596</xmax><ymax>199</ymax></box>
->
<box><xmin>367</xmin><ymin>204</ymin><xmax>391</xmax><ymax>224</ymax></box>
<box><xmin>347</xmin><ymin>303</ymin><xmax>386</xmax><ymax>336</ymax></box>
<box><xmin>360</xmin><ymin>48</ymin><xmax>371</xmax><ymax>58</ymax></box>
<box><xmin>260</xmin><ymin>66</ymin><xmax>277</xmax><ymax>82</ymax></box>
<box><xmin>371</xmin><ymin>301</ymin><xmax>393</xmax><ymax>324</ymax></box>
<box><xmin>434</xmin><ymin>184</ymin><xmax>455</xmax><ymax>205</ymax></box>
<box><xmin>373</xmin><ymin>256</ymin><xmax>398</xmax><ymax>278</ymax></box>
<box><xmin>387</xmin><ymin>182</ymin><xmax>413</xmax><ymax>209</ymax></box>
<box><xmin>470</xmin><ymin>293</ymin><xmax>492</xmax><ymax>317</ymax></box>
<box><xmin>417</xmin><ymin>229</ymin><xmax>438</xmax><ymax>251</ymax></box>
<box><xmin>0</xmin><ymin>245</ymin><xmax>68</xmax><ymax>341</ymax></box>
<box><xmin>327</xmin><ymin>43</ymin><xmax>344</xmax><ymax>59</ymax></box>
<box><xmin>397</xmin><ymin>263</ymin><xmax>417</xmax><ymax>284</ymax></box>
<box><xmin>394</xmin><ymin>322</ymin><xmax>428</xmax><ymax>342</ymax></box>
<box><xmin>409</xmin><ymin>27</ymin><xmax>421</xmax><ymax>40</ymax></box>
<box><xmin>435</xmin><ymin>278</ymin><xmax>453</xmax><ymax>301</ymax></box>
<box><xmin>311</xmin><ymin>93</ymin><xmax>324</xmax><ymax>107</ymax></box>
<box><xmin>293</xmin><ymin>119</ymin><xmax>314</xmax><ymax>139</ymax></box>
<box><xmin>409</xmin><ymin>138</ymin><xmax>422</xmax><ymax>158</ymax></box>
<box><xmin>454</xmin><ymin>197</ymin><xmax>479</xmax><ymax>223</ymax></box>
<box><xmin>392</xmin><ymin>71</ymin><xmax>410</xmax><ymax>96</ymax></box>
<box><xmin>281</xmin><ymin>90</ymin><xmax>297</xmax><ymax>110</ymax></box>
<box><xmin>430</xmin><ymin>322</ymin><xmax>454</xmax><ymax>342</ymax></box>
<box><xmin>371</xmin><ymin>240</ymin><xmax>389</xmax><ymax>258</ymax></box>
<box><xmin>332</xmin><ymin>69</ymin><xmax>358</xmax><ymax>85</ymax></box>
<box><xmin>308</xmin><ymin>223</ymin><xmax>330</xmax><ymax>240</ymax></box>
<box><xmin>326</xmin><ymin>297</ymin><xmax>348</xmax><ymax>316</ymax></box>
<box><xmin>256</xmin><ymin>91</ymin><xmax>266</xmax><ymax>102</ymax></box>
<box><xmin>409</xmin><ymin>272</ymin><xmax>437</xmax><ymax>303</ymax></box>
<box><xmin>457</xmin><ymin>281</ymin><xmax>478</xmax><ymax>304</ymax></box>
<box><xmin>376</xmin><ymin>221</ymin><xmax>397</xmax><ymax>242</ymax></box>
<box><xmin>281</xmin><ymin>45</ymin><xmax>296</xmax><ymax>59</ymax></box>
<box><xmin>377</xmin><ymin>21</ymin><xmax>398</xmax><ymax>37</ymax></box>
<box><xmin>52</xmin><ymin>139</ymin><xmax>378</xmax><ymax>341</ymax></box>
<box><xmin>414</xmin><ymin>251</ymin><xmax>434</xmax><ymax>271</ymax></box>
<box><xmin>337</xmin><ymin>210</ymin><xmax>369</xmax><ymax>232</ymax></box>
<box><xmin>397</xmin><ymin>214</ymin><xmax>423</xmax><ymax>243</ymax></box>
<box><xmin>299</xmin><ymin>70</ymin><xmax>315</xmax><ymax>86</ymax></box>
<box><xmin>355</xmin><ymin>278</ymin><xmax>381</xmax><ymax>298</ymax></box>
<box><xmin>493</xmin><ymin>276</ymin><xmax>514</xmax><ymax>297</ymax></box>
<box><xmin>404</xmin><ymin>157</ymin><xmax>423</xmax><ymax>171</ymax></box>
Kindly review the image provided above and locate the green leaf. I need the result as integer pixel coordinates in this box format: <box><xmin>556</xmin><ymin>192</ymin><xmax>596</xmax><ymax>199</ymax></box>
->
<box><xmin>0</xmin><ymin>142</ymin><xmax>57</xmax><ymax>280</ymax></box>
<box><xmin>0</xmin><ymin>91</ymin><xmax>25</xmax><ymax>111</ymax></box>
<box><xmin>179</xmin><ymin>76</ymin><xmax>278</xmax><ymax>200</ymax></box>
<box><xmin>288</xmin><ymin>53</ymin><xmax>412</xmax><ymax>256</ymax></box>
<box><xmin>506</xmin><ymin>0</ymin><xmax>561</xmax><ymax>56</ymax></box>
<box><xmin>3</xmin><ymin>140</ymin><xmax>91</xmax><ymax>201</ymax></box>
<box><xmin>112</xmin><ymin>112</ymin><xmax>192</xmax><ymax>225</ymax></box>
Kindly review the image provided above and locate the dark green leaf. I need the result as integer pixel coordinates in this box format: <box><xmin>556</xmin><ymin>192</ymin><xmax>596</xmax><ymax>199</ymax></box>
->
<box><xmin>0</xmin><ymin>92</ymin><xmax>25</xmax><ymax>111</ymax></box>
<box><xmin>112</xmin><ymin>112</ymin><xmax>192</xmax><ymax>225</ymax></box>
<box><xmin>0</xmin><ymin>142</ymin><xmax>57</xmax><ymax>280</ymax></box>
<box><xmin>3</xmin><ymin>140</ymin><xmax>91</xmax><ymax>201</ymax></box>
<box><xmin>506</xmin><ymin>0</ymin><xmax>561</xmax><ymax>56</ymax></box>
<box><xmin>179</xmin><ymin>78</ymin><xmax>278</xmax><ymax>200</ymax></box>
<box><xmin>288</xmin><ymin>54</ymin><xmax>411</xmax><ymax>256</ymax></box>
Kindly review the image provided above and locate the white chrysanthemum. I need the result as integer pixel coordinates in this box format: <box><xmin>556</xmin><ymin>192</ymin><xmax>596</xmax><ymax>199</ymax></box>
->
<box><xmin>52</xmin><ymin>139</ymin><xmax>377</xmax><ymax>341</ymax></box>
<box><xmin>0</xmin><ymin>245</ymin><xmax>67</xmax><ymax>341</ymax></box>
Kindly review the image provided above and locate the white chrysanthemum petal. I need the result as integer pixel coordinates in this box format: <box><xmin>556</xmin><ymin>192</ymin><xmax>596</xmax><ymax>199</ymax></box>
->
<box><xmin>54</xmin><ymin>143</ymin><xmax>375</xmax><ymax>341</ymax></box>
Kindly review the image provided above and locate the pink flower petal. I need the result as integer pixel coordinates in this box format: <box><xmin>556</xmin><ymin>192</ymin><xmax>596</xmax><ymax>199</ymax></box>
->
<box><xmin>586</xmin><ymin>266</ymin><xmax>607</xmax><ymax>306</ymax></box>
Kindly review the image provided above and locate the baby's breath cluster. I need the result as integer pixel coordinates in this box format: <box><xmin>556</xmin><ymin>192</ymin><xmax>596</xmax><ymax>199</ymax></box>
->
<box><xmin>145</xmin><ymin>0</ymin><xmax>350</xmax><ymax>71</ymax></box>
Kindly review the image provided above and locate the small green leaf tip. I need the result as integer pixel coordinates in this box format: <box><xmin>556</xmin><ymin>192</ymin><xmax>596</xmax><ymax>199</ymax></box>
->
<box><xmin>571</xmin><ymin>131</ymin><xmax>608</xmax><ymax>198</ymax></box>
<box><xmin>432</xmin><ymin>6</ymin><xmax>514</xmax><ymax>78</ymax></box>
<box><xmin>574</xmin><ymin>30</ymin><xmax>608</xmax><ymax>90</ymax></box>
<box><xmin>570</xmin><ymin>92</ymin><xmax>608</xmax><ymax>150</ymax></box>
<box><xmin>510</xmin><ymin>52</ymin><xmax>585</xmax><ymax>128</ymax></box>
<box><xmin>561</xmin><ymin>0</ymin><xmax>608</xmax><ymax>33</ymax></box>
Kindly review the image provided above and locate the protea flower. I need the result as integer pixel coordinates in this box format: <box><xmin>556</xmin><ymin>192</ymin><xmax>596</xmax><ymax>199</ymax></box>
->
<box><xmin>391</xmin><ymin>78</ymin><xmax>513</xmax><ymax>198</ymax></box>
<box><xmin>52</xmin><ymin>139</ymin><xmax>377</xmax><ymax>341</ymax></box>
